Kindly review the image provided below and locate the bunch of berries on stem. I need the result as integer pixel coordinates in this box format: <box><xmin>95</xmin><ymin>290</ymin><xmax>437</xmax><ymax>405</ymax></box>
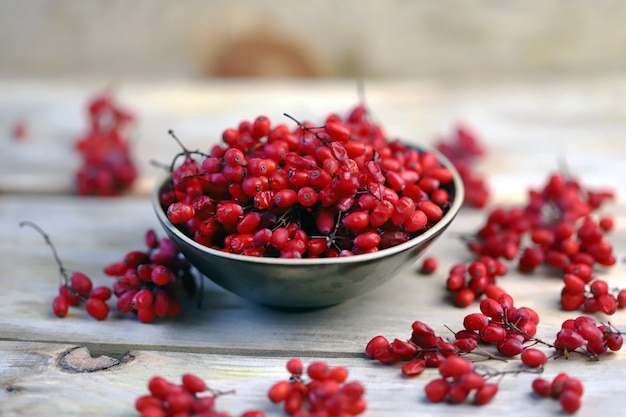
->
<box><xmin>21</xmin><ymin>220</ymin><xmax>195</xmax><ymax>323</ymax></box>
<box><xmin>75</xmin><ymin>90</ymin><xmax>138</xmax><ymax>196</ymax></box>
<box><xmin>364</xmin><ymin>286</ymin><xmax>625</xmax><ymax>412</ymax></box>
<box><xmin>136</xmin><ymin>373</ymin><xmax>264</xmax><ymax>417</ymax></box>
<box><xmin>443</xmin><ymin>255</ymin><xmax>508</xmax><ymax>307</ymax></box>
<box><xmin>267</xmin><ymin>358</ymin><xmax>366</xmax><ymax>416</ymax></box>
<box><xmin>466</xmin><ymin>171</ymin><xmax>615</xmax><ymax>273</ymax></box>
<box><xmin>103</xmin><ymin>228</ymin><xmax>197</xmax><ymax>323</ymax></box>
<box><xmin>158</xmin><ymin>103</ymin><xmax>457</xmax><ymax>258</ymax></box>
<box><xmin>434</xmin><ymin>124</ymin><xmax>490</xmax><ymax>208</ymax></box>
<box><xmin>560</xmin><ymin>262</ymin><xmax>626</xmax><ymax>315</ymax></box>
<box><xmin>20</xmin><ymin>221</ymin><xmax>112</xmax><ymax>320</ymax></box>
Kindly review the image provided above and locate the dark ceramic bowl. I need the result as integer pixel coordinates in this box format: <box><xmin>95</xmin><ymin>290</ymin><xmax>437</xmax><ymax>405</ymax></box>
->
<box><xmin>152</xmin><ymin>145</ymin><xmax>464</xmax><ymax>308</ymax></box>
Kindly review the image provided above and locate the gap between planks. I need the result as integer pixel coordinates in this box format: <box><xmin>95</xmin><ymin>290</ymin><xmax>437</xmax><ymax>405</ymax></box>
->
<box><xmin>0</xmin><ymin>336</ymin><xmax>365</xmax><ymax>360</ymax></box>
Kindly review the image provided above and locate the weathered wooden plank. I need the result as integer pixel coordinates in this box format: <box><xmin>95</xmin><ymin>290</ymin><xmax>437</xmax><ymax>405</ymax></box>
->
<box><xmin>1</xmin><ymin>341</ymin><xmax>625</xmax><ymax>417</ymax></box>
<box><xmin>2</xmin><ymin>195</ymin><xmax>625</xmax><ymax>356</ymax></box>
<box><xmin>1</xmin><ymin>79</ymin><xmax>626</xmax><ymax>197</ymax></box>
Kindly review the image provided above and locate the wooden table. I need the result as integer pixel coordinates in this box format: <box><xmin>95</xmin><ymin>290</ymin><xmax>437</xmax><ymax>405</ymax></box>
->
<box><xmin>1</xmin><ymin>78</ymin><xmax>625</xmax><ymax>416</ymax></box>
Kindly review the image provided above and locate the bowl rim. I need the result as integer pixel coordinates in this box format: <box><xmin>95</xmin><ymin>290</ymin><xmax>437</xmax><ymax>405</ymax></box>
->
<box><xmin>152</xmin><ymin>142</ymin><xmax>465</xmax><ymax>266</ymax></box>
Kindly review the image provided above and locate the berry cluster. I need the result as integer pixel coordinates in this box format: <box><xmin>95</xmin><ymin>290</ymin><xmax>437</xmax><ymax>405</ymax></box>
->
<box><xmin>22</xmin><ymin>220</ymin><xmax>194</xmax><ymax>323</ymax></box>
<box><xmin>434</xmin><ymin>124</ymin><xmax>489</xmax><ymax>208</ymax></box>
<box><xmin>365</xmin><ymin>320</ymin><xmax>478</xmax><ymax>375</ymax></box>
<box><xmin>466</xmin><ymin>172</ymin><xmax>616</xmax><ymax>273</ymax></box>
<box><xmin>444</xmin><ymin>256</ymin><xmax>508</xmax><ymax>307</ymax></box>
<box><xmin>20</xmin><ymin>221</ymin><xmax>112</xmax><ymax>320</ymax></box>
<box><xmin>554</xmin><ymin>315</ymin><xmax>623</xmax><ymax>359</ymax></box>
<box><xmin>364</xmin><ymin>283</ymin><xmax>626</xmax><ymax>411</ymax></box>
<box><xmin>561</xmin><ymin>264</ymin><xmax>626</xmax><ymax>315</ymax></box>
<box><xmin>267</xmin><ymin>358</ymin><xmax>366</xmax><ymax>416</ymax></box>
<box><xmin>103</xmin><ymin>229</ymin><xmax>196</xmax><ymax>323</ymax></box>
<box><xmin>532</xmin><ymin>373</ymin><xmax>584</xmax><ymax>414</ymax></box>
<box><xmin>158</xmin><ymin>104</ymin><xmax>456</xmax><ymax>258</ymax></box>
<box><xmin>136</xmin><ymin>374</ymin><xmax>264</xmax><ymax>417</ymax></box>
<box><xmin>75</xmin><ymin>91</ymin><xmax>138</xmax><ymax>196</ymax></box>
<box><xmin>423</xmin><ymin>355</ymin><xmax>499</xmax><ymax>405</ymax></box>
<box><xmin>455</xmin><ymin>294</ymin><xmax>542</xmax><ymax>358</ymax></box>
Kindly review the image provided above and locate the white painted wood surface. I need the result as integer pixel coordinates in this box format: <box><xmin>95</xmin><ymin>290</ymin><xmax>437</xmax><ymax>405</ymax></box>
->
<box><xmin>1</xmin><ymin>78</ymin><xmax>625</xmax><ymax>416</ymax></box>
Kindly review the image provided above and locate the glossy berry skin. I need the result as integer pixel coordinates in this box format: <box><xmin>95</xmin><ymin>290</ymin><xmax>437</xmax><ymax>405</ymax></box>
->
<box><xmin>159</xmin><ymin>104</ymin><xmax>457</xmax><ymax>259</ymax></box>
<box><xmin>167</xmin><ymin>202</ymin><xmax>194</xmax><ymax>224</ymax></box>
<box><xmin>560</xmin><ymin>390</ymin><xmax>581</xmax><ymax>414</ymax></box>
<box><xmin>420</xmin><ymin>257</ymin><xmax>438</xmax><ymax>275</ymax></box>
<box><xmin>267</xmin><ymin>359</ymin><xmax>366</xmax><ymax>416</ymax></box>
<box><xmin>52</xmin><ymin>295</ymin><xmax>69</xmax><ymax>318</ymax></box>
<box><xmin>521</xmin><ymin>347</ymin><xmax>548</xmax><ymax>368</ymax></box>
<box><xmin>85</xmin><ymin>297</ymin><xmax>109</xmax><ymax>320</ymax></box>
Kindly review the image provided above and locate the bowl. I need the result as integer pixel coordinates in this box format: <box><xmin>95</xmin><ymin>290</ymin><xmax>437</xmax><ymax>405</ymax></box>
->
<box><xmin>152</xmin><ymin>145</ymin><xmax>464</xmax><ymax>309</ymax></box>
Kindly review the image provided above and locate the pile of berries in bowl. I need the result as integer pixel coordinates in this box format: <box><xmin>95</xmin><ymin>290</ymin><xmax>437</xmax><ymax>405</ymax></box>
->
<box><xmin>152</xmin><ymin>105</ymin><xmax>464</xmax><ymax>308</ymax></box>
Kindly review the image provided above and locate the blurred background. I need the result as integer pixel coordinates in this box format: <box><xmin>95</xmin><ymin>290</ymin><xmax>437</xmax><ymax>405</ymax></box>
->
<box><xmin>2</xmin><ymin>0</ymin><xmax>626</xmax><ymax>82</ymax></box>
<box><xmin>2</xmin><ymin>0</ymin><xmax>625</xmax><ymax>198</ymax></box>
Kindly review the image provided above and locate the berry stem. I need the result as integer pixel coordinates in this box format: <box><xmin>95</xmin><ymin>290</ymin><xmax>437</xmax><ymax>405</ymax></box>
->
<box><xmin>475</xmin><ymin>364</ymin><xmax>543</xmax><ymax>380</ymax></box>
<box><xmin>19</xmin><ymin>221</ymin><xmax>69</xmax><ymax>283</ymax></box>
<box><xmin>282</xmin><ymin>113</ymin><xmax>330</xmax><ymax>145</ymax></box>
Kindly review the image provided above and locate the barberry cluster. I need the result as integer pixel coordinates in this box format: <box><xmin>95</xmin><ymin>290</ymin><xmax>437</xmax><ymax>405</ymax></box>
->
<box><xmin>103</xmin><ymin>229</ymin><xmax>196</xmax><ymax>323</ymax></box>
<box><xmin>136</xmin><ymin>374</ymin><xmax>264</xmax><ymax>417</ymax></box>
<box><xmin>532</xmin><ymin>373</ymin><xmax>584</xmax><ymax>414</ymax></box>
<box><xmin>22</xmin><ymin>220</ymin><xmax>194</xmax><ymax>323</ymax></box>
<box><xmin>267</xmin><ymin>358</ymin><xmax>366</xmax><ymax>416</ymax></box>
<box><xmin>455</xmin><ymin>294</ymin><xmax>542</xmax><ymax>358</ymax></box>
<box><xmin>561</xmin><ymin>264</ymin><xmax>626</xmax><ymax>315</ymax></box>
<box><xmin>20</xmin><ymin>221</ymin><xmax>112</xmax><ymax>320</ymax></box>
<box><xmin>444</xmin><ymin>256</ymin><xmax>508</xmax><ymax>307</ymax></box>
<box><xmin>365</xmin><ymin>282</ymin><xmax>626</xmax><ymax>412</ymax></box>
<box><xmin>423</xmin><ymin>355</ymin><xmax>499</xmax><ymax>405</ymax></box>
<box><xmin>554</xmin><ymin>316</ymin><xmax>623</xmax><ymax>358</ymax></box>
<box><xmin>158</xmin><ymin>104</ymin><xmax>456</xmax><ymax>258</ymax></box>
<box><xmin>75</xmin><ymin>91</ymin><xmax>138</xmax><ymax>196</ymax></box>
<box><xmin>466</xmin><ymin>172</ymin><xmax>616</xmax><ymax>273</ymax></box>
<box><xmin>434</xmin><ymin>124</ymin><xmax>489</xmax><ymax>208</ymax></box>
<box><xmin>365</xmin><ymin>320</ymin><xmax>477</xmax><ymax>375</ymax></box>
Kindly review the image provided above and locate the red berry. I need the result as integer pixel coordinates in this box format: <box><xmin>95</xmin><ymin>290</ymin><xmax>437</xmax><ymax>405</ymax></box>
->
<box><xmin>70</xmin><ymin>271</ymin><xmax>93</xmax><ymax>295</ymax></box>
<box><xmin>474</xmin><ymin>383</ymin><xmax>498</xmax><ymax>405</ymax></box>
<box><xmin>559</xmin><ymin>389</ymin><xmax>582</xmax><ymax>414</ymax></box>
<box><xmin>167</xmin><ymin>202</ymin><xmax>195</xmax><ymax>224</ymax></box>
<box><xmin>181</xmin><ymin>373</ymin><xmax>207</xmax><ymax>394</ymax></box>
<box><xmin>286</xmin><ymin>358</ymin><xmax>304</xmax><ymax>376</ymax></box>
<box><xmin>419</xmin><ymin>256</ymin><xmax>438</xmax><ymax>275</ymax></box>
<box><xmin>85</xmin><ymin>297</ymin><xmax>109</xmax><ymax>320</ymax></box>
<box><xmin>365</xmin><ymin>335</ymin><xmax>390</xmax><ymax>359</ymax></box>
<box><xmin>132</xmin><ymin>288</ymin><xmax>154</xmax><ymax>311</ymax></box>
<box><xmin>438</xmin><ymin>355</ymin><xmax>473</xmax><ymax>379</ymax></box>
<box><xmin>52</xmin><ymin>295</ymin><xmax>69</xmax><ymax>318</ymax></box>
<box><xmin>268</xmin><ymin>380</ymin><xmax>291</xmax><ymax>404</ymax></box>
<box><xmin>521</xmin><ymin>347</ymin><xmax>548</xmax><ymax>368</ymax></box>
<box><xmin>89</xmin><ymin>286</ymin><xmax>112</xmax><ymax>300</ymax></box>
<box><xmin>424</xmin><ymin>378</ymin><xmax>451</xmax><ymax>403</ymax></box>
<box><xmin>532</xmin><ymin>378</ymin><xmax>551</xmax><ymax>397</ymax></box>
<box><xmin>325</xmin><ymin>121</ymin><xmax>351</xmax><ymax>142</ymax></box>
<box><xmin>401</xmin><ymin>358</ymin><xmax>426</xmax><ymax>376</ymax></box>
